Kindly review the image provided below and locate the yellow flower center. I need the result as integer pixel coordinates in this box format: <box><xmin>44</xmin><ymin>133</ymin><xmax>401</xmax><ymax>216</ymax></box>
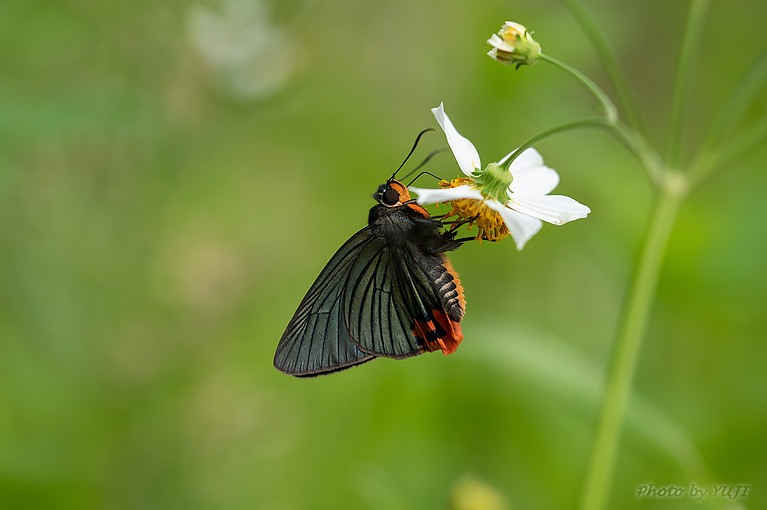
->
<box><xmin>500</xmin><ymin>25</ymin><xmax>525</xmax><ymax>44</ymax></box>
<box><xmin>439</xmin><ymin>178</ymin><xmax>510</xmax><ymax>242</ymax></box>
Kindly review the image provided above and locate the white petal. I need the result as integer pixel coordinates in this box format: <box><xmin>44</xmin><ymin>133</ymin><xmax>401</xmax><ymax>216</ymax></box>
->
<box><xmin>510</xmin><ymin>164</ymin><xmax>560</xmax><ymax>195</ymax></box>
<box><xmin>485</xmin><ymin>200</ymin><xmax>542</xmax><ymax>250</ymax></box>
<box><xmin>409</xmin><ymin>184</ymin><xmax>483</xmax><ymax>205</ymax></box>
<box><xmin>507</xmin><ymin>194</ymin><xmax>591</xmax><ymax>225</ymax></box>
<box><xmin>432</xmin><ymin>103</ymin><xmax>481</xmax><ymax>177</ymax></box>
<box><xmin>498</xmin><ymin>148</ymin><xmax>559</xmax><ymax>195</ymax></box>
<box><xmin>499</xmin><ymin>147</ymin><xmax>544</xmax><ymax>170</ymax></box>
<box><xmin>487</xmin><ymin>34</ymin><xmax>514</xmax><ymax>52</ymax></box>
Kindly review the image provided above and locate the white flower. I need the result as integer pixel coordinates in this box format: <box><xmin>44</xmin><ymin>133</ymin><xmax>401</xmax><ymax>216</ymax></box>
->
<box><xmin>409</xmin><ymin>103</ymin><xmax>590</xmax><ymax>250</ymax></box>
<box><xmin>486</xmin><ymin>21</ymin><xmax>541</xmax><ymax>68</ymax></box>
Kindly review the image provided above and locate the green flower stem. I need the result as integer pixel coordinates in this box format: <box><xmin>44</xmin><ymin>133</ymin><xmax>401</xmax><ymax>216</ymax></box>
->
<box><xmin>501</xmin><ymin>118</ymin><xmax>608</xmax><ymax>170</ymax></box>
<box><xmin>539</xmin><ymin>53</ymin><xmax>618</xmax><ymax>124</ymax></box>
<box><xmin>500</xmin><ymin>118</ymin><xmax>663</xmax><ymax>186</ymax></box>
<box><xmin>704</xmin><ymin>54</ymin><xmax>767</xmax><ymax>151</ymax></box>
<box><xmin>580</xmin><ymin>174</ymin><xmax>685</xmax><ymax>510</ymax></box>
<box><xmin>560</xmin><ymin>0</ymin><xmax>647</xmax><ymax>136</ymax></box>
<box><xmin>667</xmin><ymin>0</ymin><xmax>710</xmax><ymax>167</ymax></box>
<box><xmin>607</xmin><ymin>123</ymin><xmax>664</xmax><ymax>186</ymax></box>
<box><xmin>690</xmin><ymin>114</ymin><xmax>767</xmax><ymax>189</ymax></box>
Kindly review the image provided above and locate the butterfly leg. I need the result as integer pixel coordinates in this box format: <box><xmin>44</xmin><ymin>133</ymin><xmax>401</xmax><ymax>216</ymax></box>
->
<box><xmin>444</xmin><ymin>215</ymin><xmax>478</xmax><ymax>231</ymax></box>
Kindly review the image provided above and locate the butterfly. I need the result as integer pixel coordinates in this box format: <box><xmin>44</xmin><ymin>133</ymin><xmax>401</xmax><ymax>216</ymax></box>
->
<box><xmin>274</xmin><ymin>133</ymin><xmax>469</xmax><ymax>377</ymax></box>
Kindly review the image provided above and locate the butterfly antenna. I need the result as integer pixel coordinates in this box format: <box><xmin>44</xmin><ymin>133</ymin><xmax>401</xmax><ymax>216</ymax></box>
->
<box><xmin>406</xmin><ymin>170</ymin><xmax>444</xmax><ymax>187</ymax></box>
<box><xmin>400</xmin><ymin>148</ymin><xmax>448</xmax><ymax>183</ymax></box>
<box><xmin>391</xmin><ymin>128</ymin><xmax>435</xmax><ymax>180</ymax></box>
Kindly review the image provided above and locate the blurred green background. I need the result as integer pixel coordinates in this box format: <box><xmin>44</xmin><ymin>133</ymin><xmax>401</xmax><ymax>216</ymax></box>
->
<box><xmin>1</xmin><ymin>0</ymin><xmax>765</xmax><ymax>508</ymax></box>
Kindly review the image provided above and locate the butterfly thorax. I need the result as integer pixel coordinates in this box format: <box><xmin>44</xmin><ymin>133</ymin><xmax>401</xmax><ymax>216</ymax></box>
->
<box><xmin>368</xmin><ymin>183</ymin><xmax>466</xmax><ymax>325</ymax></box>
<box><xmin>367</xmin><ymin>203</ymin><xmax>443</xmax><ymax>252</ymax></box>
<box><xmin>371</xmin><ymin>179</ymin><xmax>458</xmax><ymax>254</ymax></box>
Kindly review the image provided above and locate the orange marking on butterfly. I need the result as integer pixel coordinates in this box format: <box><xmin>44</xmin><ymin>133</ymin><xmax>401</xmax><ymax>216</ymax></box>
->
<box><xmin>388</xmin><ymin>180</ymin><xmax>430</xmax><ymax>218</ymax></box>
<box><xmin>432</xmin><ymin>309</ymin><xmax>463</xmax><ymax>355</ymax></box>
<box><xmin>412</xmin><ymin>311</ymin><xmax>464</xmax><ymax>356</ymax></box>
<box><xmin>388</xmin><ymin>180</ymin><xmax>412</xmax><ymax>203</ymax></box>
<box><xmin>405</xmin><ymin>203</ymin><xmax>430</xmax><ymax>219</ymax></box>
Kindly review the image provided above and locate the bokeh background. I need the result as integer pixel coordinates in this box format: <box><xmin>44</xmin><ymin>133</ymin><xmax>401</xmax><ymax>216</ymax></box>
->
<box><xmin>1</xmin><ymin>0</ymin><xmax>765</xmax><ymax>508</ymax></box>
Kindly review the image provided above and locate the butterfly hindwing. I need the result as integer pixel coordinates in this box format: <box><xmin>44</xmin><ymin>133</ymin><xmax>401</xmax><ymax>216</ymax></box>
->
<box><xmin>341</xmin><ymin>241</ymin><xmax>436</xmax><ymax>358</ymax></box>
<box><xmin>274</xmin><ymin>228</ymin><xmax>378</xmax><ymax>376</ymax></box>
<box><xmin>342</xmin><ymin>225</ymin><xmax>463</xmax><ymax>359</ymax></box>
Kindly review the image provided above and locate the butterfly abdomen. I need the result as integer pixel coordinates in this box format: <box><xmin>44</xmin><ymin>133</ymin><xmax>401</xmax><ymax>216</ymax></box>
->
<box><xmin>422</xmin><ymin>256</ymin><xmax>466</xmax><ymax>322</ymax></box>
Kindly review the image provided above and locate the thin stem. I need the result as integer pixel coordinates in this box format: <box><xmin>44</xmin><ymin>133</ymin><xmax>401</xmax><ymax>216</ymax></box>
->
<box><xmin>704</xmin><ymin>54</ymin><xmax>767</xmax><ymax>150</ymax></box>
<box><xmin>690</xmin><ymin>114</ymin><xmax>767</xmax><ymax>189</ymax></box>
<box><xmin>579</xmin><ymin>175</ymin><xmax>685</xmax><ymax>510</ymax></box>
<box><xmin>710</xmin><ymin>116</ymin><xmax>767</xmax><ymax>168</ymax></box>
<box><xmin>560</xmin><ymin>0</ymin><xmax>647</xmax><ymax>136</ymax></box>
<box><xmin>539</xmin><ymin>53</ymin><xmax>619</xmax><ymax>124</ymax></box>
<box><xmin>606</xmin><ymin>124</ymin><xmax>665</xmax><ymax>187</ymax></box>
<box><xmin>667</xmin><ymin>0</ymin><xmax>710</xmax><ymax>167</ymax></box>
<box><xmin>688</xmin><ymin>54</ymin><xmax>767</xmax><ymax>189</ymax></box>
<box><xmin>500</xmin><ymin>118</ymin><xmax>664</xmax><ymax>187</ymax></box>
<box><xmin>501</xmin><ymin>118</ymin><xmax>609</xmax><ymax>170</ymax></box>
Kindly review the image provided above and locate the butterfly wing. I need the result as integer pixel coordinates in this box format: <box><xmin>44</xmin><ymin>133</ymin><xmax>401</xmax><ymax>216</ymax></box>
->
<box><xmin>274</xmin><ymin>227</ymin><xmax>378</xmax><ymax>376</ymax></box>
<box><xmin>343</xmin><ymin>241</ymin><xmax>464</xmax><ymax>359</ymax></box>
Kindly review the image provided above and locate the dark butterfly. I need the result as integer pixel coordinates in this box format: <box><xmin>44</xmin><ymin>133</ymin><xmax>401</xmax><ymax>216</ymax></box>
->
<box><xmin>274</xmin><ymin>136</ymin><xmax>469</xmax><ymax>377</ymax></box>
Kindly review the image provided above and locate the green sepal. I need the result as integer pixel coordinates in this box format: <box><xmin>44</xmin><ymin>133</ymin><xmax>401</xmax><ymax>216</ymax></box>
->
<box><xmin>472</xmin><ymin>162</ymin><xmax>512</xmax><ymax>202</ymax></box>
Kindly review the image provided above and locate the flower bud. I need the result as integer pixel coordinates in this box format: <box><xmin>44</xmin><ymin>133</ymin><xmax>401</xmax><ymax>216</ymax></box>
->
<box><xmin>486</xmin><ymin>21</ymin><xmax>541</xmax><ymax>69</ymax></box>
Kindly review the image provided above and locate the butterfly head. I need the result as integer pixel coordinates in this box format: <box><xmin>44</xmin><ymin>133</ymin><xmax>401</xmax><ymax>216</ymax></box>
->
<box><xmin>374</xmin><ymin>179</ymin><xmax>412</xmax><ymax>208</ymax></box>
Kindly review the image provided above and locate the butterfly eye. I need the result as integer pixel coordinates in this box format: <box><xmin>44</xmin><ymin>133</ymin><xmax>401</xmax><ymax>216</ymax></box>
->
<box><xmin>382</xmin><ymin>187</ymin><xmax>401</xmax><ymax>206</ymax></box>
